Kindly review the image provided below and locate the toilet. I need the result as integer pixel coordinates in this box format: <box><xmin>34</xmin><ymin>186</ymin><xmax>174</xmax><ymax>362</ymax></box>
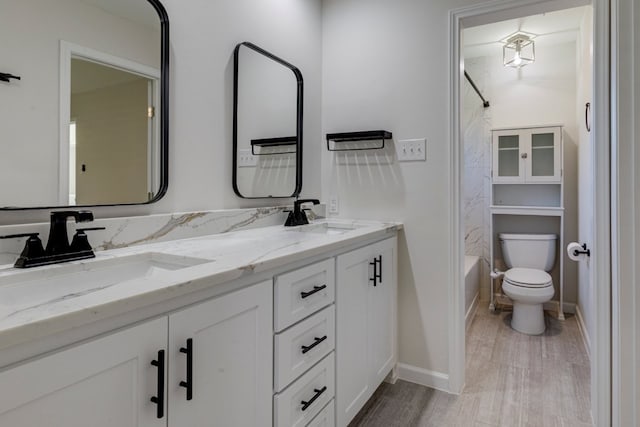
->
<box><xmin>499</xmin><ymin>233</ymin><xmax>557</xmax><ymax>335</ymax></box>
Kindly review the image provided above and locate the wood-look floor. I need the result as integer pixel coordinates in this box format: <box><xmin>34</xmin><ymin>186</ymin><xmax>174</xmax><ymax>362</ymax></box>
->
<box><xmin>349</xmin><ymin>307</ymin><xmax>592</xmax><ymax>427</ymax></box>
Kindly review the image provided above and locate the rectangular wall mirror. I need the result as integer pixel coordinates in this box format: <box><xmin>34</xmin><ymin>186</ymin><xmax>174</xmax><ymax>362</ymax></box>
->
<box><xmin>0</xmin><ymin>0</ymin><xmax>169</xmax><ymax>209</ymax></box>
<box><xmin>233</xmin><ymin>42</ymin><xmax>303</xmax><ymax>199</ymax></box>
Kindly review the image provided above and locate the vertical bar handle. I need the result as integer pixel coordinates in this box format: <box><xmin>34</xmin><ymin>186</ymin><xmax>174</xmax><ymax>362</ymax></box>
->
<box><xmin>377</xmin><ymin>255</ymin><xmax>382</xmax><ymax>285</ymax></box>
<box><xmin>150</xmin><ymin>350</ymin><xmax>165</xmax><ymax>419</ymax></box>
<box><xmin>179</xmin><ymin>338</ymin><xmax>193</xmax><ymax>401</ymax></box>
<box><xmin>369</xmin><ymin>257</ymin><xmax>378</xmax><ymax>287</ymax></box>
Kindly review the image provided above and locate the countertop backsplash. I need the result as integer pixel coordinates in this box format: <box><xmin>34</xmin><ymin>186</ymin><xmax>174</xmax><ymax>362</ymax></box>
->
<box><xmin>0</xmin><ymin>206</ymin><xmax>324</xmax><ymax>261</ymax></box>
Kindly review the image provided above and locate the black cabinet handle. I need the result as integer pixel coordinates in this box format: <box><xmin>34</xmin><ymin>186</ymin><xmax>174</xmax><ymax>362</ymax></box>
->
<box><xmin>369</xmin><ymin>258</ymin><xmax>377</xmax><ymax>287</ymax></box>
<box><xmin>585</xmin><ymin>102</ymin><xmax>591</xmax><ymax>132</ymax></box>
<box><xmin>150</xmin><ymin>350</ymin><xmax>165</xmax><ymax>419</ymax></box>
<box><xmin>179</xmin><ymin>338</ymin><xmax>193</xmax><ymax>401</ymax></box>
<box><xmin>300</xmin><ymin>386</ymin><xmax>327</xmax><ymax>411</ymax></box>
<box><xmin>301</xmin><ymin>284</ymin><xmax>327</xmax><ymax>299</ymax></box>
<box><xmin>370</xmin><ymin>255</ymin><xmax>382</xmax><ymax>286</ymax></box>
<box><xmin>301</xmin><ymin>336</ymin><xmax>328</xmax><ymax>354</ymax></box>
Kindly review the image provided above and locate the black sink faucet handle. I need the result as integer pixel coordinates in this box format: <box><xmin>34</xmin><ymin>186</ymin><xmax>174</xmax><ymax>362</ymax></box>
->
<box><xmin>71</xmin><ymin>227</ymin><xmax>106</xmax><ymax>252</ymax></box>
<box><xmin>0</xmin><ymin>233</ymin><xmax>46</xmax><ymax>262</ymax></box>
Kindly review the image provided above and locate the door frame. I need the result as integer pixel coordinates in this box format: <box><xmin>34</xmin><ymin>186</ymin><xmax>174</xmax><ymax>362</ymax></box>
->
<box><xmin>58</xmin><ymin>41</ymin><xmax>161</xmax><ymax>205</ymax></box>
<box><xmin>448</xmin><ymin>0</ymin><xmax>612</xmax><ymax>425</ymax></box>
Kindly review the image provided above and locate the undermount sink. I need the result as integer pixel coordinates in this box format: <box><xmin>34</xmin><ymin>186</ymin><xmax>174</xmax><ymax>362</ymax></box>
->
<box><xmin>0</xmin><ymin>252</ymin><xmax>210</xmax><ymax>312</ymax></box>
<box><xmin>287</xmin><ymin>222</ymin><xmax>363</xmax><ymax>235</ymax></box>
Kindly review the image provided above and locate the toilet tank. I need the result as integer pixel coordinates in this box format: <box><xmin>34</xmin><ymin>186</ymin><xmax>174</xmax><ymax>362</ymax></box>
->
<box><xmin>499</xmin><ymin>233</ymin><xmax>557</xmax><ymax>271</ymax></box>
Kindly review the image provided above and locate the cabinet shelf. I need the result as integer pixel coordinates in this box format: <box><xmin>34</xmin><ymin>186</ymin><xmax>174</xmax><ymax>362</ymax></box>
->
<box><xmin>326</xmin><ymin>130</ymin><xmax>392</xmax><ymax>151</ymax></box>
<box><xmin>251</xmin><ymin>136</ymin><xmax>297</xmax><ymax>155</ymax></box>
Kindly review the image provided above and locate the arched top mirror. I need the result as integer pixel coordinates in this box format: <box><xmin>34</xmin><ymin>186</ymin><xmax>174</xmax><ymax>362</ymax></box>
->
<box><xmin>233</xmin><ymin>42</ymin><xmax>303</xmax><ymax>199</ymax></box>
<box><xmin>0</xmin><ymin>0</ymin><xmax>169</xmax><ymax>209</ymax></box>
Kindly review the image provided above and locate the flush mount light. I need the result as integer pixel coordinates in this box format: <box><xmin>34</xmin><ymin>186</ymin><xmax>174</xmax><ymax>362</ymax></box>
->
<box><xmin>502</xmin><ymin>32</ymin><xmax>536</xmax><ymax>68</ymax></box>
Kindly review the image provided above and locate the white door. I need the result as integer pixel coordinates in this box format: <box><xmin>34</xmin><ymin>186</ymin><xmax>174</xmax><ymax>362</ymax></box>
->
<box><xmin>0</xmin><ymin>318</ymin><xmax>168</xmax><ymax>427</ymax></box>
<box><xmin>336</xmin><ymin>244</ymin><xmax>374</xmax><ymax>427</ymax></box>
<box><xmin>368</xmin><ymin>238</ymin><xmax>397</xmax><ymax>387</ymax></box>
<box><xmin>168</xmin><ymin>281</ymin><xmax>273</xmax><ymax>427</ymax></box>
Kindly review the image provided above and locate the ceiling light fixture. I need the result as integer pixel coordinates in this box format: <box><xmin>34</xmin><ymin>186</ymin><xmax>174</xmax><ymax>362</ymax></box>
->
<box><xmin>502</xmin><ymin>32</ymin><xmax>536</xmax><ymax>68</ymax></box>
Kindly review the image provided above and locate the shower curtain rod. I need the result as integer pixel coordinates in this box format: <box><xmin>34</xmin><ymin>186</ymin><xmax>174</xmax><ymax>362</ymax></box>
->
<box><xmin>464</xmin><ymin>70</ymin><xmax>490</xmax><ymax>108</ymax></box>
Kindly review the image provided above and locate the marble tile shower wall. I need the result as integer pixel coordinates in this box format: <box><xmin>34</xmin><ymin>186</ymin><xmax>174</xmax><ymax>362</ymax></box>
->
<box><xmin>463</xmin><ymin>57</ymin><xmax>492</xmax><ymax>300</ymax></box>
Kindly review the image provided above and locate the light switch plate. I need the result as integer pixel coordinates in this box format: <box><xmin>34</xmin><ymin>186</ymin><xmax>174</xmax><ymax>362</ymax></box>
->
<box><xmin>396</xmin><ymin>138</ymin><xmax>426</xmax><ymax>162</ymax></box>
<box><xmin>238</xmin><ymin>149</ymin><xmax>257</xmax><ymax>167</ymax></box>
<box><xmin>329</xmin><ymin>196</ymin><xmax>339</xmax><ymax>214</ymax></box>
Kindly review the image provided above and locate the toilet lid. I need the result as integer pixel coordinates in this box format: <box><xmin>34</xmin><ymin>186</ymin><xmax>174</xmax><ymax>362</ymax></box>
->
<box><xmin>504</xmin><ymin>268</ymin><xmax>552</xmax><ymax>288</ymax></box>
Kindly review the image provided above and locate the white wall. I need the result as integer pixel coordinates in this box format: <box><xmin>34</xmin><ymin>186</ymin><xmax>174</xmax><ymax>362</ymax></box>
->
<box><xmin>0</xmin><ymin>0</ymin><xmax>323</xmax><ymax>224</ymax></box>
<box><xmin>322</xmin><ymin>0</ymin><xmax>489</xmax><ymax>379</ymax></box>
<box><xmin>483</xmin><ymin>41</ymin><xmax>580</xmax><ymax>306</ymax></box>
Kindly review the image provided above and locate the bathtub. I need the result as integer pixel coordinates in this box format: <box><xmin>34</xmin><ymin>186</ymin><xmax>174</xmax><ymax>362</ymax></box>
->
<box><xmin>464</xmin><ymin>255</ymin><xmax>481</xmax><ymax>329</ymax></box>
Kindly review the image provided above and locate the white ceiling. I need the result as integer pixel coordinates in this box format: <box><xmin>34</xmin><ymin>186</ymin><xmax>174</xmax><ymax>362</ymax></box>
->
<box><xmin>463</xmin><ymin>6</ymin><xmax>589</xmax><ymax>59</ymax></box>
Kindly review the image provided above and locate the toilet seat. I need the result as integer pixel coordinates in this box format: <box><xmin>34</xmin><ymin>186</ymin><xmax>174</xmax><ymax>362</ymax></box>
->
<box><xmin>504</xmin><ymin>268</ymin><xmax>552</xmax><ymax>288</ymax></box>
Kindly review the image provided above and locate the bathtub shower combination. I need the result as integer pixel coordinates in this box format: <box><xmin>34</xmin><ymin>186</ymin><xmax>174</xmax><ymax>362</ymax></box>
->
<box><xmin>464</xmin><ymin>255</ymin><xmax>480</xmax><ymax>329</ymax></box>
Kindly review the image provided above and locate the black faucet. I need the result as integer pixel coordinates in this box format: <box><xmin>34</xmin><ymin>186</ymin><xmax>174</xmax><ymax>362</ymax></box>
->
<box><xmin>0</xmin><ymin>210</ymin><xmax>105</xmax><ymax>268</ymax></box>
<box><xmin>284</xmin><ymin>199</ymin><xmax>320</xmax><ymax>227</ymax></box>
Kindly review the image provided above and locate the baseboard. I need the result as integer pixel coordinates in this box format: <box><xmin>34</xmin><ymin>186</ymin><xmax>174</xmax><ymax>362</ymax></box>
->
<box><xmin>543</xmin><ymin>300</ymin><xmax>576</xmax><ymax>315</ymax></box>
<box><xmin>575</xmin><ymin>305</ymin><xmax>591</xmax><ymax>358</ymax></box>
<box><xmin>465</xmin><ymin>292</ymin><xmax>480</xmax><ymax>330</ymax></box>
<box><xmin>396</xmin><ymin>363</ymin><xmax>450</xmax><ymax>393</ymax></box>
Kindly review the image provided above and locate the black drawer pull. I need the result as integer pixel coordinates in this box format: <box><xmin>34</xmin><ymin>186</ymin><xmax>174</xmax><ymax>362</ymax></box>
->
<box><xmin>301</xmin><ymin>335</ymin><xmax>328</xmax><ymax>354</ymax></box>
<box><xmin>179</xmin><ymin>338</ymin><xmax>193</xmax><ymax>401</ymax></box>
<box><xmin>377</xmin><ymin>255</ymin><xmax>382</xmax><ymax>285</ymax></box>
<box><xmin>301</xmin><ymin>284</ymin><xmax>327</xmax><ymax>299</ymax></box>
<box><xmin>150</xmin><ymin>350</ymin><xmax>165</xmax><ymax>419</ymax></box>
<box><xmin>300</xmin><ymin>386</ymin><xmax>327</xmax><ymax>411</ymax></box>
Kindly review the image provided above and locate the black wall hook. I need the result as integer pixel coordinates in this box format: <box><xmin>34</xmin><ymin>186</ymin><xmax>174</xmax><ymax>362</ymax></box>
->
<box><xmin>0</xmin><ymin>72</ymin><xmax>21</xmax><ymax>83</ymax></box>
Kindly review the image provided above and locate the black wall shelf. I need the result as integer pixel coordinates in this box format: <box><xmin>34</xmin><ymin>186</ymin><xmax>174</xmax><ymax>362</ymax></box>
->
<box><xmin>251</xmin><ymin>136</ymin><xmax>297</xmax><ymax>155</ymax></box>
<box><xmin>326</xmin><ymin>130</ymin><xmax>393</xmax><ymax>151</ymax></box>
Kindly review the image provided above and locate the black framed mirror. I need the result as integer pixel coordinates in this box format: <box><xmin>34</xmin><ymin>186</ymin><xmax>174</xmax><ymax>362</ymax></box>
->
<box><xmin>0</xmin><ymin>0</ymin><xmax>169</xmax><ymax>210</ymax></box>
<box><xmin>233</xmin><ymin>42</ymin><xmax>303</xmax><ymax>199</ymax></box>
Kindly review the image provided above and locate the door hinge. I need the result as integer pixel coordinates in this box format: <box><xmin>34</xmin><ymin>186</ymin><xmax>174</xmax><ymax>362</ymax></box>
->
<box><xmin>148</xmin><ymin>106</ymin><xmax>156</xmax><ymax>118</ymax></box>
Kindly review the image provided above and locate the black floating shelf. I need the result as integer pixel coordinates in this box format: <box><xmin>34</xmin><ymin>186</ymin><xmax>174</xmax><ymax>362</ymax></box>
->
<box><xmin>326</xmin><ymin>130</ymin><xmax>392</xmax><ymax>151</ymax></box>
<box><xmin>251</xmin><ymin>136</ymin><xmax>297</xmax><ymax>155</ymax></box>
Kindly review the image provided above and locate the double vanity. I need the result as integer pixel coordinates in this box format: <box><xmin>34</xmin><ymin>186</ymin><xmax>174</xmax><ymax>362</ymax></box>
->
<box><xmin>0</xmin><ymin>217</ymin><xmax>400</xmax><ymax>427</ymax></box>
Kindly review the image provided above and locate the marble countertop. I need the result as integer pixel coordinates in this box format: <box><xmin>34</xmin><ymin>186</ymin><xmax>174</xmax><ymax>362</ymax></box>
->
<box><xmin>0</xmin><ymin>219</ymin><xmax>401</xmax><ymax>353</ymax></box>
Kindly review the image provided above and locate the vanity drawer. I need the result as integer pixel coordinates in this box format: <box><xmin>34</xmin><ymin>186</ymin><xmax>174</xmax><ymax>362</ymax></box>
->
<box><xmin>274</xmin><ymin>352</ymin><xmax>335</xmax><ymax>427</ymax></box>
<box><xmin>307</xmin><ymin>399</ymin><xmax>335</xmax><ymax>427</ymax></box>
<box><xmin>275</xmin><ymin>305</ymin><xmax>335</xmax><ymax>391</ymax></box>
<box><xmin>275</xmin><ymin>258</ymin><xmax>335</xmax><ymax>332</ymax></box>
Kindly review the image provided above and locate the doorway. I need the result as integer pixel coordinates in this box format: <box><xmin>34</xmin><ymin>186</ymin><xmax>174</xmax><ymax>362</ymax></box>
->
<box><xmin>449</xmin><ymin>1</ymin><xmax>611</xmax><ymax>425</ymax></box>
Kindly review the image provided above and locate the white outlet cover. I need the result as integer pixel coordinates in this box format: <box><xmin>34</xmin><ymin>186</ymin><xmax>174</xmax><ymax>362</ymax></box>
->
<box><xmin>329</xmin><ymin>196</ymin><xmax>339</xmax><ymax>214</ymax></box>
<box><xmin>237</xmin><ymin>149</ymin><xmax>257</xmax><ymax>167</ymax></box>
<box><xmin>396</xmin><ymin>138</ymin><xmax>427</xmax><ymax>162</ymax></box>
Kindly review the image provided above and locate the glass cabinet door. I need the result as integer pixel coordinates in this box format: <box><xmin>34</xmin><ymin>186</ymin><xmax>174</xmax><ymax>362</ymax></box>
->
<box><xmin>526</xmin><ymin>127</ymin><xmax>562</xmax><ymax>182</ymax></box>
<box><xmin>492</xmin><ymin>131</ymin><xmax>524</xmax><ymax>183</ymax></box>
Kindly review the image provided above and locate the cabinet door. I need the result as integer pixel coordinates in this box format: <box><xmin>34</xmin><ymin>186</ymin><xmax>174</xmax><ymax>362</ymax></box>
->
<box><xmin>524</xmin><ymin>127</ymin><xmax>562</xmax><ymax>183</ymax></box>
<box><xmin>336</xmin><ymin>243</ymin><xmax>375</xmax><ymax>427</ymax></box>
<box><xmin>368</xmin><ymin>238</ymin><xmax>397</xmax><ymax>387</ymax></box>
<box><xmin>168</xmin><ymin>281</ymin><xmax>273</xmax><ymax>427</ymax></box>
<box><xmin>492</xmin><ymin>130</ymin><xmax>524</xmax><ymax>183</ymax></box>
<box><xmin>0</xmin><ymin>318</ymin><xmax>167</xmax><ymax>427</ymax></box>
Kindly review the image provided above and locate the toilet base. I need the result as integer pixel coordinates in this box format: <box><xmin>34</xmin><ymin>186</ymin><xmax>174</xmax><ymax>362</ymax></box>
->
<box><xmin>511</xmin><ymin>302</ymin><xmax>546</xmax><ymax>335</ymax></box>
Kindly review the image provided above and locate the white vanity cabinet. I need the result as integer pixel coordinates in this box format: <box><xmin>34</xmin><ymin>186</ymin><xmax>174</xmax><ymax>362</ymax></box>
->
<box><xmin>492</xmin><ymin>126</ymin><xmax>562</xmax><ymax>184</ymax></box>
<box><xmin>336</xmin><ymin>237</ymin><xmax>397</xmax><ymax>427</ymax></box>
<box><xmin>168</xmin><ymin>280</ymin><xmax>273</xmax><ymax>427</ymax></box>
<box><xmin>0</xmin><ymin>317</ymin><xmax>168</xmax><ymax>427</ymax></box>
<box><xmin>0</xmin><ymin>280</ymin><xmax>273</xmax><ymax>427</ymax></box>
